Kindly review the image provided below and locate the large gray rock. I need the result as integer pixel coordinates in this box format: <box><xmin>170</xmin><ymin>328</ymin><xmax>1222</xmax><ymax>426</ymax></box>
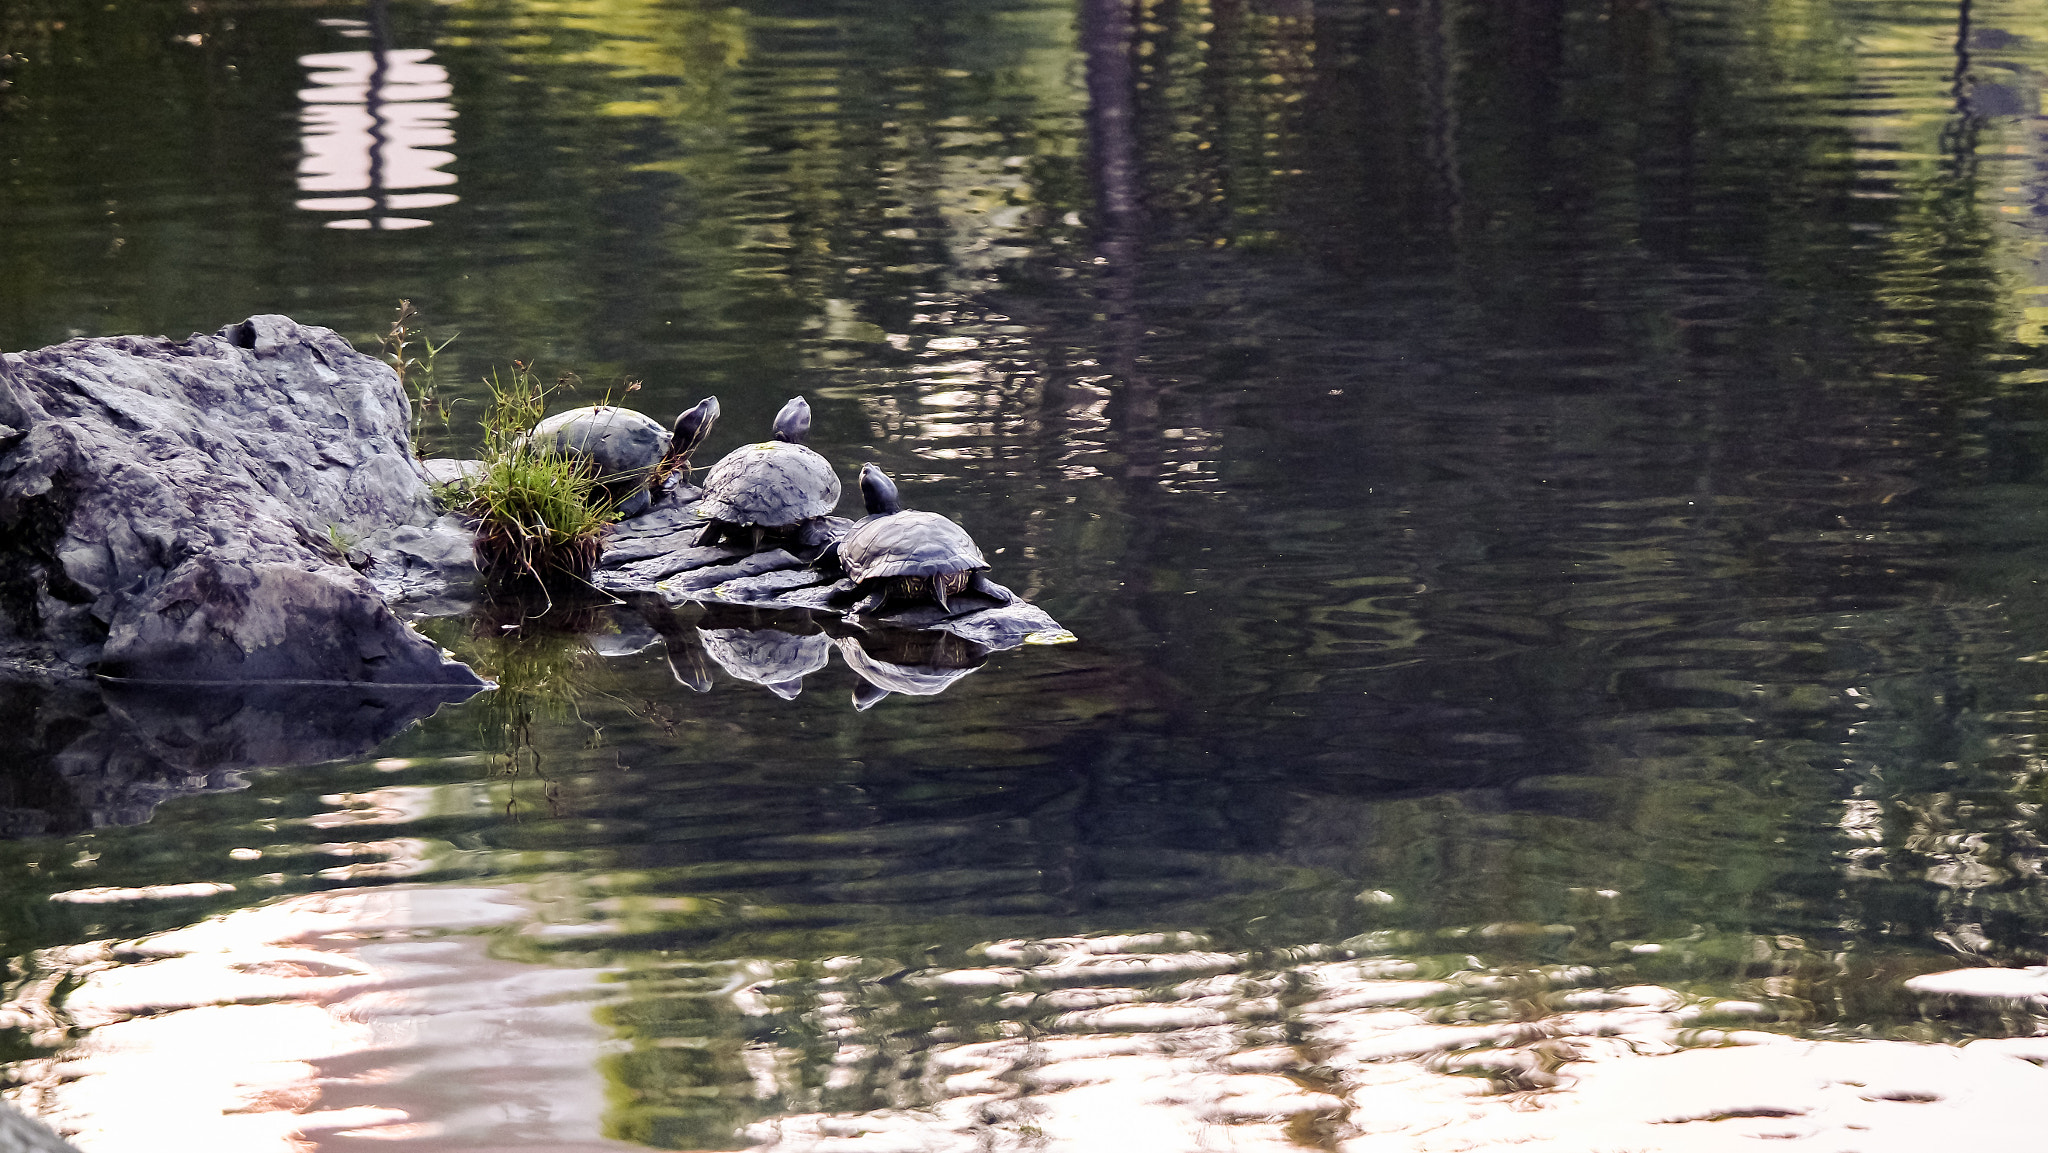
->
<box><xmin>0</xmin><ymin>1102</ymin><xmax>76</xmax><ymax>1153</ymax></box>
<box><xmin>363</xmin><ymin>512</ymin><xmax>484</xmax><ymax>618</ymax></box>
<box><xmin>0</xmin><ymin>316</ymin><xmax>481</xmax><ymax>688</ymax></box>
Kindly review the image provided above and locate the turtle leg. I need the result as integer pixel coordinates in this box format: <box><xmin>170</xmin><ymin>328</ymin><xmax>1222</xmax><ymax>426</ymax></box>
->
<box><xmin>848</xmin><ymin>581</ymin><xmax>888</xmax><ymax>616</ymax></box>
<box><xmin>799</xmin><ymin>518</ymin><xmax>844</xmax><ymax>559</ymax></box>
<box><xmin>968</xmin><ymin>572</ymin><xmax>1016</xmax><ymax>604</ymax></box>
<box><xmin>930</xmin><ymin>580</ymin><xmax>951</xmax><ymax>615</ymax></box>
<box><xmin>750</xmin><ymin>525</ymin><xmax>767</xmax><ymax>554</ymax></box>
<box><xmin>695</xmin><ymin>520</ymin><xmax>723</xmax><ymax>548</ymax></box>
<box><xmin>813</xmin><ymin>539</ymin><xmax>844</xmax><ymax>575</ymax></box>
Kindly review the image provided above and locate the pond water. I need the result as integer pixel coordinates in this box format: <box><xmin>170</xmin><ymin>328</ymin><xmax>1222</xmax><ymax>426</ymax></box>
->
<box><xmin>8</xmin><ymin>0</ymin><xmax>2048</xmax><ymax>1148</ymax></box>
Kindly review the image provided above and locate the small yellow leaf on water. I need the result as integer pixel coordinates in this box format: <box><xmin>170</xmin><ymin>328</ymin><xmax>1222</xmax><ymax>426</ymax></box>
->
<box><xmin>1024</xmin><ymin>629</ymin><xmax>1077</xmax><ymax>646</ymax></box>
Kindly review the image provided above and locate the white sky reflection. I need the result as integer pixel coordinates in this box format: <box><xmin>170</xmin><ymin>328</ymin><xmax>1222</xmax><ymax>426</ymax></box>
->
<box><xmin>297</xmin><ymin>50</ymin><xmax>458</xmax><ymax>231</ymax></box>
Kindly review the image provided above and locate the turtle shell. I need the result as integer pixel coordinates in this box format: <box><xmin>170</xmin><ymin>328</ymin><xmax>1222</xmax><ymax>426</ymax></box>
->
<box><xmin>697</xmin><ymin>440</ymin><xmax>841</xmax><ymax>528</ymax></box>
<box><xmin>840</xmin><ymin>510</ymin><xmax>987</xmax><ymax>582</ymax></box>
<box><xmin>529</xmin><ymin>406</ymin><xmax>671</xmax><ymax>489</ymax></box>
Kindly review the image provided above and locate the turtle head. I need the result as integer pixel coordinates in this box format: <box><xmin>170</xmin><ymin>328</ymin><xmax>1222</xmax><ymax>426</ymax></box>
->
<box><xmin>859</xmin><ymin>463</ymin><xmax>902</xmax><ymax>516</ymax></box>
<box><xmin>669</xmin><ymin>396</ymin><xmax>719</xmax><ymax>462</ymax></box>
<box><xmin>772</xmin><ymin>396</ymin><xmax>811</xmax><ymax>444</ymax></box>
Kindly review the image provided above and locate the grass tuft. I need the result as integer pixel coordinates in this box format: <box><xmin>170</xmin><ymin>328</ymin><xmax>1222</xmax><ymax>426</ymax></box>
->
<box><xmin>380</xmin><ymin>299</ymin><xmax>458</xmax><ymax>456</ymax></box>
<box><xmin>466</xmin><ymin>361</ymin><xmax>619</xmax><ymax>590</ymax></box>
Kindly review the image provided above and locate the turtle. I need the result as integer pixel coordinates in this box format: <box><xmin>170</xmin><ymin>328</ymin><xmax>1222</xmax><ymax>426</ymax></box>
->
<box><xmin>528</xmin><ymin>398</ymin><xmax>719</xmax><ymax>517</ymax></box>
<box><xmin>694</xmin><ymin>396</ymin><xmax>842</xmax><ymax>552</ymax></box>
<box><xmin>818</xmin><ymin>464</ymin><xmax>1015</xmax><ymax>616</ymax></box>
<box><xmin>527</xmin><ymin>404</ymin><xmax>670</xmax><ymax>511</ymax></box>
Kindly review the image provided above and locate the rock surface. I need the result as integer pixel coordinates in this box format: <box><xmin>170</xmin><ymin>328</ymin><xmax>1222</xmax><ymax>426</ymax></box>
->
<box><xmin>586</xmin><ymin>475</ymin><xmax>1071</xmax><ymax>652</ymax></box>
<box><xmin>417</xmin><ymin>457</ymin><xmax>486</xmax><ymax>489</ymax></box>
<box><xmin>0</xmin><ymin>1102</ymin><xmax>76</xmax><ymax>1153</ymax></box>
<box><xmin>361</xmin><ymin>512</ymin><xmax>483</xmax><ymax>616</ymax></box>
<box><xmin>378</xmin><ymin>461</ymin><xmax>1069</xmax><ymax>656</ymax></box>
<box><xmin>0</xmin><ymin>316</ymin><xmax>482</xmax><ymax>688</ymax></box>
<box><xmin>0</xmin><ymin>315</ymin><xmax>1057</xmax><ymax>693</ymax></box>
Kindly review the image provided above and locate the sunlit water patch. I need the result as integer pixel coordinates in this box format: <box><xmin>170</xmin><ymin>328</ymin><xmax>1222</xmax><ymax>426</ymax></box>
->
<box><xmin>14</xmin><ymin>868</ymin><xmax>2048</xmax><ymax>1150</ymax></box>
<box><xmin>4</xmin><ymin>887</ymin><xmax>619</xmax><ymax>1152</ymax></box>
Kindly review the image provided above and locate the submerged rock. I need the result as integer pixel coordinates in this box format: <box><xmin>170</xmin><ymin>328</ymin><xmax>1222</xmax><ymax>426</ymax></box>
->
<box><xmin>0</xmin><ymin>315</ymin><xmax>482</xmax><ymax>688</ymax></box>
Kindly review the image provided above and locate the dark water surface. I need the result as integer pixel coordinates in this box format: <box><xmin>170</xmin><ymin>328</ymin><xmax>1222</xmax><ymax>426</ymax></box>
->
<box><xmin>9</xmin><ymin>0</ymin><xmax>2048</xmax><ymax>1147</ymax></box>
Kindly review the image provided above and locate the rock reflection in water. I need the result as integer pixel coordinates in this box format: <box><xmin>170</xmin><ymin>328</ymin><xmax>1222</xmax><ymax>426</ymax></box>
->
<box><xmin>0</xmin><ymin>678</ymin><xmax>483</xmax><ymax>837</ymax></box>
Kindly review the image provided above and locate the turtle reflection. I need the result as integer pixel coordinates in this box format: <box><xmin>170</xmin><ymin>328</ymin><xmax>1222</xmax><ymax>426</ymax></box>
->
<box><xmin>694</xmin><ymin>606</ymin><xmax>832</xmax><ymax>699</ymax></box>
<box><xmin>833</xmin><ymin>627</ymin><xmax>992</xmax><ymax>710</ymax></box>
<box><xmin>620</xmin><ymin>598</ymin><xmax>716</xmax><ymax>692</ymax></box>
<box><xmin>661</xmin><ymin>622</ymin><xmax>717</xmax><ymax>693</ymax></box>
<box><xmin>624</xmin><ymin>600</ymin><xmax>998</xmax><ymax>707</ymax></box>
